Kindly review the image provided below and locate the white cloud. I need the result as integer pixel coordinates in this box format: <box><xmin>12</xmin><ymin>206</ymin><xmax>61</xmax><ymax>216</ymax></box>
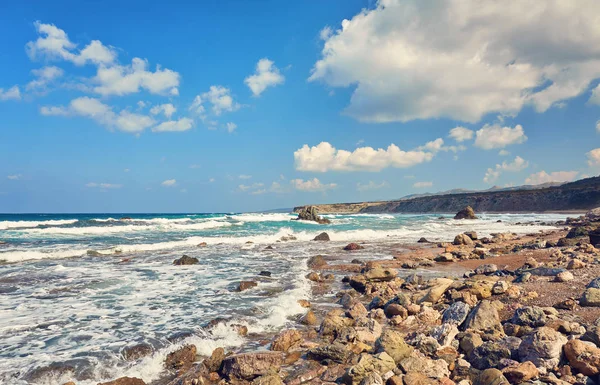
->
<box><xmin>137</xmin><ymin>101</ymin><xmax>147</xmax><ymax>109</ymax></box>
<box><xmin>150</xmin><ymin>103</ymin><xmax>176</xmax><ymax>118</ymax></box>
<box><xmin>239</xmin><ymin>182</ymin><xmax>264</xmax><ymax>192</ymax></box>
<box><xmin>596</xmin><ymin>120</ymin><xmax>600</xmax><ymax>133</ymax></box>
<box><xmin>309</xmin><ymin>1</ymin><xmax>600</xmax><ymax>123</ymax></box>
<box><xmin>161</xmin><ymin>179</ymin><xmax>176</xmax><ymax>187</ymax></box>
<box><xmin>152</xmin><ymin>118</ymin><xmax>193</xmax><ymax>132</ymax></box>
<box><xmin>244</xmin><ymin>58</ymin><xmax>285</xmax><ymax>97</ymax></box>
<box><xmin>42</xmin><ymin>97</ymin><xmax>156</xmax><ymax>133</ymax></box>
<box><xmin>251</xmin><ymin>189</ymin><xmax>267</xmax><ymax>195</ymax></box>
<box><xmin>587</xmin><ymin>148</ymin><xmax>600</xmax><ymax>166</ymax></box>
<box><xmin>0</xmin><ymin>86</ymin><xmax>21</xmax><ymax>101</ymax></box>
<box><xmin>357</xmin><ymin>181</ymin><xmax>389</xmax><ymax>191</ymax></box>
<box><xmin>483</xmin><ymin>156</ymin><xmax>529</xmax><ymax>184</ymax></box>
<box><xmin>26</xmin><ymin>21</ymin><xmax>116</xmax><ymax>66</ymax></box>
<box><xmin>474</xmin><ymin>124</ymin><xmax>527</xmax><ymax>149</ymax></box>
<box><xmin>93</xmin><ymin>58</ymin><xmax>180</xmax><ymax>96</ymax></box>
<box><xmin>525</xmin><ymin>170</ymin><xmax>579</xmax><ymax>185</ymax></box>
<box><xmin>413</xmin><ymin>181</ymin><xmax>433</xmax><ymax>188</ymax></box>
<box><xmin>269</xmin><ymin>181</ymin><xmax>287</xmax><ymax>193</ymax></box>
<box><xmin>499</xmin><ymin>150</ymin><xmax>510</xmax><ymax>156</ymax></box>
<box><xmin>191</xmin><ymin>86</ymin><xmax>240</xmax><ymax>116</ymax></box>
<box><xmin>208</xmin><ymin>178</ymin><xmax>215</xmax><ymax>183</ymax></box>
<box><xmin>290</xmin><ymin>178</ymin><xmax>337</xmax><ymax>192</ymax></box>
<box><xmin>416</xmin><ymin>138</ymin><xmax>466</xmax><ymax>154</ymax></box>
<box><xmin>226</xmin><ymin>122</ymin><xmax>237</xmax><ymax>133</ymax></box>
<box><xmin>189</xmin><ymin>164</ymin><xmax>201</xmax><ymax>169</ymax></box>
<box><xmin>239</xmin><ymin>175</ymin><xmax>252</xmax><ymax>180</ymax></box>
<box><xmin>7</xmin><ymin>174</ymin><xmax>22</xmax><ymax>180</ymax></box>
<box><xmin>86</xmin><ymin>182</ymin><xmax>122</xmax><ymax>189</ymax></box>
<box><xmin>449</xmin><ymin>127</ymin><xmax>474</xmax><ymax>142</ymax></box>
<box><xmin>294</xmin><ymin>141</ymin><xmax>434</xmax><ymax>172</ymax></box>
<box><xmin>319</xmin><ymin>26</ymin><xmax>333</xmax><ymax>41</ymax></box>
<box><xmin>26</xmin><ymin>66</ymin><xmax>64</xmax><ymax>90</ymax></box>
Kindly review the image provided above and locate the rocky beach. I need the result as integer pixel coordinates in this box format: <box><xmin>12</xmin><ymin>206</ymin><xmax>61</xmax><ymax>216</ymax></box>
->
<box><xmin>35</xmin><ymin>207</ymin><xmax>600</xmax><ymax>385</ymax></box>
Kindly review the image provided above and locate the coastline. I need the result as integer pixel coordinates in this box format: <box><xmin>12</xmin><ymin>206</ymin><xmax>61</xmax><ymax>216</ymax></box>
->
<box><xmin>47</xmin><ymin>210</ymin><xmax>600</xmax><ymax>385</ymax></box>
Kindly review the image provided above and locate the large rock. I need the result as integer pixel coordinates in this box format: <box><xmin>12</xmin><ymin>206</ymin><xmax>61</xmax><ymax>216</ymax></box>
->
<box><xmin>307</xmin><ymin>255</ymin><xmax>327</xmax><ymax>268</ymax></box>
<box><xmin>375</xmin><ymin>330</ymin><xmax>413</xmax><ymax>363</ymax></box>
<box><xmin>469</xmin><ymin>341</ymin><xmax>511</xmax><ymax>370</ymax></box>
<box><xmin>344</xmin><ymin>243</ymin><xmax>365</xmax><ymax>251</ymax></box>
<box><xmin>204</xmin><ymin>347</ymin><xmax>225</xmax><ymax>372</ymax></box>
<box><xmin>510</xmin><ymin>306</ymin><xmax>547</xmax><ymax>327</ymax></box>
<box><xmin>296</xmin><ymin>206</ymin><xmax>330</xmax><ymax>224</ymax></box>
<box><xmin>475</xmin><ymin>369</ymin><xmax>509</xmax><ymax>385</ymax></box>
<box><xmin>419</xmin><ymin>278</ymin><xmax>454</xmax><ymax>304</ymax></box>
<box><xmin>363</xmin><ymin>267</ymin><xmax>397</xmax><ymax>282</ymax></box>
<box><xmin>518</xmin><ymin>327</ymin><xmax>567</xmax><ymax>369</ymax></box>
<box><xmin>220</xmin><ymin>352</ymin><xmax>284</xmax><ymax>380</ymax></box>
<box><xmin>237</xmin><ymin>281</ymin><xmax>258</xmax><ymax>291</ymax></box>
<box><xmin>271</xmin><ymin>329</ymin><xmax>302</xmax><ymax>352</ymax></box>
<box><xmin>399</xmin><ymin>356</ymin><xmax>450</xmax><ymax>379</ymax></box>
<box><xmin>501</xmin><ymin>361</ymin><xmax>538</xmax><ymax>384</ymax></box>
<box><xmin>98</xmin><ymin>378</ymin><xmax>146</xmax><ymax>385</ymax></box>
<box><xmin>454</xmin><ymin>234</ymin><xmax>474</xmax><ymax>246</ymax></box>
<box><xmin>442</xmin><ymin>302</ymin><xmax>471</xmax><ymax>326</ymax></box>
<box><xmin>463</xmin><ymin>300</ymin><xmax>502</xmax><ymax>335</ymax></box>
<box><xmin>173</xmin><ymin>255</ymin><xmax>199</xmax><ymax>265</ymax></box>
<box><xmin>121</xmin><ymin>343</ymin><xmax>153</xmax><ymax>361</ymax></box>
<box><xmin>313</xmin><ymin>232</ymin><xmax>330</xmax><ymax>241</ymax></box>
<box><xmin>455</xmin><ymin>206</ymin><xmax>477</xmax><ymax>220</ymax></box>
<box><xmin>307</xmin><ymin>343</ymin><xmax>349</xmax><ymax>363</ymax></box>
<box><xmin>590</xmin><ymin>228</ymin><xmax>600</xmax><ymax>247</ymax></box>
<box><xmin>581</xmin><ymin>288</ymin><xmax>600</xmax><ymax>306</ymax></box>
<box><xmin>165</xmin><ymin>345</ymin><xmax>197</xmax><ymax>370</ymax></box>
<box><xmin>564</xmin><ymin>339</ymin><xmax>600</xmax><ymax>376</ymax></box>
<box><xmin>343</xmin><ymin>352</ymin><xmax>396</xmax><ymax>385</ymax></box>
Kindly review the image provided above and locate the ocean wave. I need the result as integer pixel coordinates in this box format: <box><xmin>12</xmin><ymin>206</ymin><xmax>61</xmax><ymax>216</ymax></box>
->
<box><xmin>0</xmin><ymin>219</ymin><xmax>78</xmax><ymax>230</ymax></box>
<box><xmin>228</xmin><ymin>213</ymin><xmax>295</xmax><ymax>222</ymax></box>
<box><xmin>15</xmin><ymin>220</ymin><xmax>232</xmax><ymax>235</ymax></box>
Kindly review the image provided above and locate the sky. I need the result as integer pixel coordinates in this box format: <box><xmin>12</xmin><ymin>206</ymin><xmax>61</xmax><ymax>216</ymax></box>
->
<box><xmin>1</xmin><ymin>0</ymin><xmax>600</xmax><ymax>213</ymax></box>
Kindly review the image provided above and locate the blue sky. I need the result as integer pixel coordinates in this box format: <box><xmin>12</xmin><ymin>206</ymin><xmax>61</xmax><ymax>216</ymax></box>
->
<box><xmin>1</xmin><ymin>0</ymin><xmax>600</xmax><ymax>213</ymax></box>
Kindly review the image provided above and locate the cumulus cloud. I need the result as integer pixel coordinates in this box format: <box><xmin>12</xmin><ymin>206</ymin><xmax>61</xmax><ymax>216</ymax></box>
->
<box><xmin>26</xmin><ymin>21</ymin><xmax>116</xmax><ymax>66</ymax></box>
<box><xmin>244</xmin><ymin>58</ymin><xmax>285</xmax><ymax>96</ymax></box>
<box><xmin>483</xmin><ymin>156</ymin><xmax>529</xmax><ymax>184</ymax></box>
<box><xmin>239</xmin><ymin>182</ymin><xmax>264</xmax><ymax>192</ymax></box>
<box><xmin>0</xmin><ymin>86</ymin><xmax>21</xmax><ymax>101</ymax></box>
<box><xmin>587</xmin><ymin>148</ymin><xmax>600</xmax><ymax>166</ymax></box>
<box><xmin>226</xmin><ymin>122</ymin><xmax>237</xmax><ymax>133</ymax></box>
<box><xmin>413</xmin><ymin>181</ymin><xmax>433</xmax><ymax>188</ymax></box>
<box><xmin>93</xmin><ymin>58</ymin><xmax>180</xmax><ymax>96</ymax></box>
<box><xmin>290</xmin><ymin>178</ymin><xmax>337</xmax><ymax>192</ymax></box>
<box><xmin>357</xmin><ymin>181</ymin><xmax>389</xmax><ymax>191</ymax></box>
<box><xmin>41</xmin><ymin>97</ymin><xmax>155</xmax><ymax>133</ymax></box>
<box><xmin>161</xmin><ymin>179</ymin><xmax>176</xmax><ymax>187</ymax></box>
<box><xmin>150</xmin><ymin>103</ymin><xmax>176</xmax><ymax>118</ymax></box>
<box><xmin>86</xmin><ymin>182</ymin><xmax>122</xmax><ymax>189</ymax></box>
<box><xmin>525</xmin><ymin>171</ymin><xmax>579</xmax><ymax>185</ymax></box>
<box><xmin>26</xmin><ymin>66</ymin><xmax>64</xmax><ymax>90</ymax></box>
<box><xmin>416</xmin><ymin>138</ymin><xmax>466</xmax><ymax>154</ymax></box>
<box><xmin>309</xmin><ymin>1</ymin><xmax>600</xmax><ymax>123</ymax></box>
<box><xmin>190</xmin><ymin>86</ymin><xmax>240</xmax><ymax>116</ymax></box>
<box><xmin>475</xmin><ymin>124</ymin><xmax>527</xmax><ymax>150</ymax></box>
<box><xmin>449</xmin><ymin>127</ymin><xmax>474</xmax><ymax>142</ymax></box>
<box><xmin>499</xmin><ymin>150</ymin><xmax>510</xmax><ymax>156</ymax></box>
<box><xmin>152</xmin><ymin>118</ymin><xmax>193</xmax><ymax>132</ymax></box>
<box><xmin>294</xmin><ymin>142</ymin><xmax>434</xmax><ymax>172</ymax></box>
<box><xmin>239</xmin><ymin>175</ymin><xmax>252</xmax><ymax>180</ymax></box>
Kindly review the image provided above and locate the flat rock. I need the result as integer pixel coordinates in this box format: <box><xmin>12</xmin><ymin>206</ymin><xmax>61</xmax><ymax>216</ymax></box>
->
<box><xmin>220</xmin><ymin>352</ymin><xmax>284</xmax><ymax>380</ymax></box>
<box><xmin>442</xmin><ymin>302</ymin><xmax>470</xmax><ymax>326</ymax></box>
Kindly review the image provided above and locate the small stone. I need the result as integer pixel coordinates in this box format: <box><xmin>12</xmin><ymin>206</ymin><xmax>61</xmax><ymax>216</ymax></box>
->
<box><xmin>297</xmin><ymin>299</ymin><xmax>311</xmax><ymax>308</ymax></box>
<box><xmin>475</xmin><ymin>264</ymin><xmax>498</xmax><ymax>275</ymax></box>
<box><xmin>492</xmin><ymin>281</ymin><xmax>509</xmax><ymax>295</ymax></box>
<box><xmin>555</xmin><ymin>271</ymin><xmax>574</xmax><ymax>282</ymax></box>
<box><xmin>567</xmin><ymin>259</ymin><xmax>585</xmax><ymax>269</ymax></box>
<box><xmin>454</xmin><ymin>234</ymin><xmax>474</xmax><ymax>246</ymax></box>
<box><xmin>501</xmin><ymin>361</ymin><xmax>539</xmax><ymax>384</ymax></box>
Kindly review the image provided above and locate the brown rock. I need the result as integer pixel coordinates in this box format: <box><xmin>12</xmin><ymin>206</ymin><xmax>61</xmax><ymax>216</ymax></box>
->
<box><xmin>98</xmin><ymin>378</ymin><xmax>146</xmax><ymax>385</ymax></box>
<box><xmin>501</xmin><ymin>361</ymin><xmax>538</xmax><ymax>384</ymax></box>
<box><xmin>314</xmin><ymin>232</ymin><xmax>330</xmax><ymax>241</ymax></box>
<box><xmin>237</xmin><ymin>281</ymin><xmax>258</xmax><ymax>291</ymax></box>
<box><xmin>165</xmin><ymin>345</ymin><xmax>196</xmax><ymax>370</ymax></box>
<box><xmin>454</xmin><ymin>234</ymin><xmax>474</xmax><ymax>246</ymax></box>
<box><xmin>402</xmin><ymin>372</ymin><xmax>437</xmax><ymax>385</ymax></box>
<box><xmin>121</xmin><ymin>343</ymin><xmax>153</xmax><ymax>361</ymax></box>
<box><xmin>347</xmin><ymin>302</ymin><xmax>368</xmax><ymax>319</ymax></box>
<box><xmin>204</xmin><ymin>347</ymin><xmax>225</xmax><ymax>372</ymax></box>
<box><xmin>475</xmin><ymin>369</ymin><xmax>509</xmax><ymax>385</ymax></box>
<box><xmin>307</xmin><ymin>255</ymin><xmax>327</xmax><ymax>268</ymax></box>
<box><xmin>384</xmin><ymin>304</ymin><xmax>408</xmax><ymax>319</ymax></box>
<box><xmin>563</xmin><ymin>339</ymin><xmax>600</xmax><ymax>376</ymax></box>
<box><xmin>271</xmin><ymin>329</ymin><xmax>302</xmax><ymax>352</ymax></box>
<box><xmin>567</xmin><ymin>259</ymin><xmax>585</xmax><ymax>269</ymax></box>
<box><xmin>375</xmin><ymin>329</ymin><xmax>413</xmax><ymax>363</ymax></box>
<box><xmin>344</xmin><ymin>243</ymin><xmax>365</xmax><ymax>251</ymax></box>
<box><xmin>454</xmin><ymin>206</ymin><xmax>477</xmax><ymax>220</ymax></box>
<box><xmin>173</xmin><ymin>255</ymin><xmax>199</xmax><ymax>265</ymax></box>
<box><xmin>251</xmin><ymin>373</ymin><xmax>283</xmax><ymax>385</ymax></box>
<box><xmin>301</xmin><ymin>310</ymin><xmax>318</xmax><ymax>326</ymax></box>
<box><xmin>298</xmin><ymin>299</ymin><xmax>311</xmax><ymax>308</ymax></box>
<box><xmin>220</xmin><ymin>352</ymin><xmax>284</xmax><ymax>380</ymax></box>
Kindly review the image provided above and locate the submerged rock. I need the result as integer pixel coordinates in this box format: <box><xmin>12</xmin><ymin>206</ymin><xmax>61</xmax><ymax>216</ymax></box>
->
<box><xmin>454</xmin><ymin>206</ymin><xmax>477</xmax><ymax>220</ymax></box>
<box><xmin>344</xmin><ymin>243</ymin><xmax>365</xmax><ymax>251</ymax></box>
<box><xmin>307</xmin><ymin>255</ymin><xmax>327</xmax><ymax>268</ymax></box>
<box><xmin>237</xmin><ymin>281</ymin><xmax>258</xmax><ymax>292</ymax></box>
<box><xmin>173</xmin><ymin>255</ymin><xmax>199</xmax><ymax>265</ymax></box>
<box><xmin>165</xmin><ymin>345</ymin><xmax>197</xmax><ymax>370</ymax></box>
<box><xmin>313</xmin><ymin>232</ymin><xmax>330</xmax><ymax>241</ymax></box>
<box><xmin>121</xmin><ymin>343</ymin><xmax>153</xmax><ymax>361</ymax></box>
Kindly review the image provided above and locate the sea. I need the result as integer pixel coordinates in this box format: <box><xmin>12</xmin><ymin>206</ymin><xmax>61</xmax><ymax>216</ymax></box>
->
<box><xmin>0</xmin><ymin>212</ymin><xmax>570</xmax><ymax>385</ymax></box>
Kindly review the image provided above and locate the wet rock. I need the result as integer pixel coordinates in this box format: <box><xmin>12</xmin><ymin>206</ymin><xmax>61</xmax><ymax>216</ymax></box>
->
<box><xmin>590</xmin><ymin>228</ymin><xmax>600</xmax><ymax>247</ymax></box>
<box><xmin>204</xmin><ymin>347</ymin><xmax>225</xmax><ymax>372</ymax></box>
<box><xmin>173</xmin><ymin>255</ymin><xmax>199</xmax><ymax>265</ymax></box>
<box><xmin>463</xmin><ymin>300</ymin><xmax>502</xmax><ymax>335</ymax></box>
<box><xmin>474</xmin><ymin>369</ymin><xmax>509</xmax><ymax>385</ymax></box>
<box><xmin>464</xmin><ymin>231</ymin><xmax>478</xmax><ymax>240</ymax></box>
<box><xmin>454</xmin><ymin>234</ymin><xmax>474</xmax><ymax>246</ymax></box>
<box><xmin>296</xmin><ymin>206</ymin><xmax>331</xmax><ymax>224</ymax></box>
<box><xmin>259</xmin><ymin>271</ymin><xmax>272</xmax><ymax>277</ymax></box>
<box><xmin>442</xmin><ymin>302</ymin><xmax>470</xmax><ymax>326</ymax></box>
<box><xmin>271</xmin><ymin>329</ymin><xmax>302</xmax><ymax>352</ymax></box>
<box><xmin>308</xmin><ymin>343</ymin><xmax>349</xmax><ymax>363</ymax></box>
<box><xmin>581</xmin><ymin>288</ymin><xmax>600</xmax><ymax>306</ymax></box>
<box><xmin>237</xmin><ymin>281</ymin><xmax>258</xmax><ymax>291</ymax></box>
<box><xmin>501</xmin><ymin>361</ymin><xmax>538</xmax><ymax>384</ymax></box>
<box><xmin>165</xmin><ymin>345</ymin><xmax>197</xmax><ymax>370</ymax></box>
<box><xmin>220</xmin><ymin>351</ymin><xmax>284</xmax><ymax>380</ymax></box>
<box><xmin>343</xmin><ymin>352</ymin><xmax>396</xmax><ymax>385</ymax></box>
<box><xmin>454</xmin><ymin>206</ymin><xmax>477</xmax><ymax>220</ymax></box>
<box><xmin>518</xmin><ymin>327</ymin><xmax>567</xmax><ymax>369</ymax></box>
<box><xmin>469</xmin><ymin>341</ymin><xmax>511</xmax><ymax>369</ymax></box>
<box><xmin>314</xmin><ymin>232</ymin><xmax>330</xmax><ymax>241</ymax></box>
<box><xmin>563</xmin><ymin>339</ymin><xmax>600</xmax><ymax>376</ymax></box>
<box><xmin>121</xmin><ymin>343</ymin><xmax>153</xmax><ymax>361</ymax></box>
<box><xmin>418</xmin><ymin>237</ymin><xmax>430</xmax><ymax>243</ymax></box>
<box><xmin>344</xmin><ymin>243</ymin><xmax>365</xmax><ymax>251</ymax></box>
<box><xmin>511</xmin><ymin>306</ymin><xmax>547</xmax><ymax>327</ymax></box>
<box><xmin>301</xmin><ymin>310</ymin><xmax>318</xmax><ymax>326</ymax></box>
<box><xmin>98</xmin><ymin>378</ymin><xmax>146</xmax><ymax>385</ymax></box>
<box><xmin>375</xmin><ymin>330</ymin><xmax>413</xmax><ymax>363</ymax></box>
<box><xmin>307</xmin><ymin>255</ymin><xmax>327</xmax><ymax>268</ymax></box>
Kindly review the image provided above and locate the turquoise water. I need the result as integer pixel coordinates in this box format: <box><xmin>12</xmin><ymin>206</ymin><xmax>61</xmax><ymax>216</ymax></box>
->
<box><xmin>0</xmin><ymin>212</ymin><xmax>567</xmax><ymax>384</ymax></box>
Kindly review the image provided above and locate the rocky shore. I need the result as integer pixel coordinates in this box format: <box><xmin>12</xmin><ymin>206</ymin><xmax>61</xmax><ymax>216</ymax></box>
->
<box><xmin>60</xmin><ymin>209</ymin><xmax>600</xmax><ymax>385</ymax></box>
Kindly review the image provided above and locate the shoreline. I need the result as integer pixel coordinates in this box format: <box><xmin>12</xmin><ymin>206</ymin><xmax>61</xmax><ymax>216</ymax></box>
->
<box><xmin>16</xmin><ymin>211</ymin><xmax>600</xmax><ymax>385</ymax></box>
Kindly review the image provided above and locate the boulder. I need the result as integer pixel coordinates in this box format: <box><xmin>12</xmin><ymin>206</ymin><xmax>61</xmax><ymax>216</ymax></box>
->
<box><xmin>567</xmin><ymin>259</ymin><xmax>585</xmax><ymax>269</ymax></box>
<box><xmin>454</xmin><ymin>206</ymin><xmax>477</xmax><ymax>220</ymax></box>
<box><xmin>454</xmin><ymin>234</ymin><xmax>474</xmax><ymax>246</ymax></box>
<box><xmin>343</xmin><ymin>352</ymin><xmax>396</xmax><ymax>385</ymax></box>
<box><xmin>358</xmin><ymin>372</ymin><xmax>383</xmax><ymax>385</ymax></box>
<box><xmin>307</xmin><ymin>343</ymin><xmax>349</xmax><ymax>363</ymax></box>
<box><xmin>464</xmin><ymin>231</ymin><xmax>478</xmax><ymax>240</ymax></box>
<box><xmin>518</xmin><ymin>327</ymin><xmax>567</xmax><ymax>369</ymax></box>
<box><xmin>588</xmin><ymin>277</ymin><xmax>600</xmax><ymax>289</ymax></box>
<box><xmin>463</xmin><ymin>300</ymin><xmax>502</xmax><ymax>334</ymax></box>
<box><xmin>204</xmin><ymin>347</ymin><xmax>225</xmax><ymax>372</ymax></box>
<box><xmin>271</xmin><ymin>329</ymin><xmax>302</xmax><ymax>352</ymax></box>
<box><xmin>313</xmin><ymin>232</ymin><xmax>330</xmax><ymax>241</ymax></box>
<box><xmin>98</xmin><ymin>378</ymin><xmax>146</xmax><ymax>385</ymax></box>
<box><xmin>475</xmin><ymin>369</ymin><xmax>509</xmax><ymax>385</ymax></box>
<box><xmin>590</xmin><ymin>228</ymin><xmax>600</xmax><ymax>247</ymax></box>
<box><xmin>442</xmin><ymin>302</ymin><xmax>470</xmax><ymax>326</ymax></box>
<box><xmin>220</xmin><ymin>352</ymin><xmax>284</xmax><ymax>380</ymax></box>
<box><xmin>173</xmin><ymin>255</ymin><xmax>199</xmax><ymax>265</ymax></box>
<box><xmin>375</xmin><ymin>330</ymin><xmax>413</xmax><ymax>363</ymax></box>
<box><xmin>399</xmin><ymin>356</ymin><xmax>450</xmax><ymax>379</ymax></box>
<box><xmin>251</xmin><ymin>374</ymin><xmax>283</xmax><ymax>385</ymax></box>
<box><xmin>307</xmin><ymin>255</ymin><xmax>327</xmax><ymax>268</ymax></box>
<box><xmin>469</xmin><ymin>341</ymin><xmax>511</xmax><ymax>369</ymax></box>
<box><xmin>165</xmin><ymin>345</ymin><xmax>197</xmax><ymax>370</ymax></box>
<box><xmin>581</xmin><ymin>288</ymin><xmax>600</xmax><ymax>306</ymax></box>
<box><xmin>344</xmin><ymin>243</ymin><xmax>365</xmax><ymax>251</ymax></box>
<box><xmin>417</xmin><ymin>237</ymin><xmax>430</xmax><ymax>243</ymax></box>
<box><xmin>296</xmin><ymin>206</ymin><xmax>330</xmax><ymax>224</ymax></box>
<box><xmin>563</xmin><ymin>339</ymin><xmax>600</xmax><ymax>376</ymax></box>
<box><xmin>419</xmin><ymin>278</ymin><xmax>454</xmax><ymax>304</ymax></box>
<box><xmin>555</xmin><ymin>271</ymin><xmax>574</xmax><ymax>282</ymax></box>
<box><xmin>237</xmin><ymin>281</ymin><xmax>258</xmax><ymax>291</ymax></box>
<box><xmin>475</xmin><ymin>264</ymin><xmax>498</xmax><ymax>275</ymax></box>
<box><xmin>363</xmin><ymin>267</ymin><xmax>398</xmax><ymax>282</ymax></box>
<box><xmin>510</xmin><ymin>306</ymin><xmax>547</xmax><ymax>327</ymax></box>
<box><xmin>431</xmin><ymin>323</ymin><xmax>459</xmax><ymax>346</ymax></box>
<box><xmin>501</xmin><ymin>361</ymin><xmax>538</xmax><ymax>384</ymax></box>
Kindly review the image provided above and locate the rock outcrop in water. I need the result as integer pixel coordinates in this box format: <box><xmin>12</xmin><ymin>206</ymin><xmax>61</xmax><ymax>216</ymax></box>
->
<box><xmin>295</xmin><ymin>206</ymin><xmax>331</xmax><ymax>224</ymax></box>
<box><xmin>454</xmin><ymin>206</ymin><xmax>477</xmax><ymax>219</ymax></box>
<box><xmin>294</xmin><ymin>176</ymin><xmax>600</xmax><ymax>214</ymax></box>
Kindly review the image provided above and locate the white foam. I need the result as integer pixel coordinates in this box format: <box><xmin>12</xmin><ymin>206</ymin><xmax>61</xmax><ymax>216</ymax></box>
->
<box><xmin>17</xmin><ymin>220</ymin><xmax>232</xmax><ymax>235</ymax></box>
<box><xmin>228</xmin><ymin>213</ymin><xmax>295</xmax><ymax>222</ymax></box>
<box><xmin>0</xmin><ymin>219</ymin><xmax>78</xmax><ymax>230</ymax></box>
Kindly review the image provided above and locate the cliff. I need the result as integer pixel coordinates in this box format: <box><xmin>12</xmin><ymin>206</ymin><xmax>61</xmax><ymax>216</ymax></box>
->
<box><xmin>293</xmin><ymin>176</ymin><xmax>600</xmax><ymax>214</ymax></box>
